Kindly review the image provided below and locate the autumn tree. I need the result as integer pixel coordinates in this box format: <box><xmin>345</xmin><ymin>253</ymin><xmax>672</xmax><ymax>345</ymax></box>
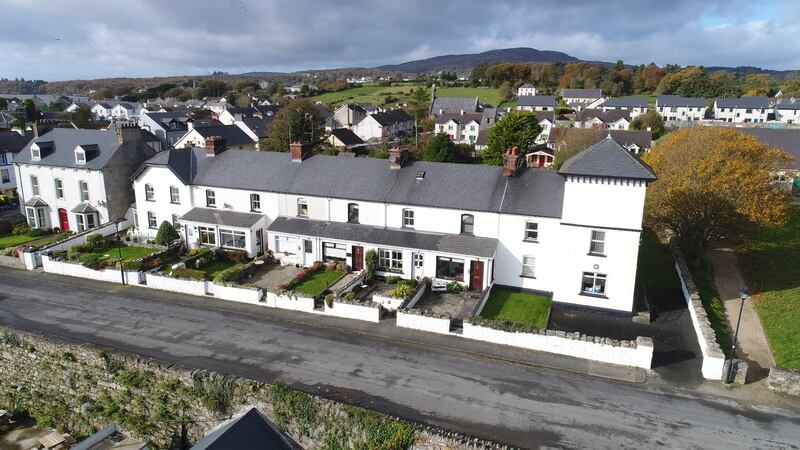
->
<box><xmin>482</xmin><ymin>111</ymin><xmax>542</xmax><ymax>166</ymax></box>
<box><xmin>630</xmin><ymin>110</ymin><xmax>666</xmax><ymax>139</ymax></box>
<box><xmin>643</xmin><ymin>128</ymin><xmax>791</xmax><ymax>254</ymax></box>
<box><xmin>552</xmin><ymin>128</ymin><xmax>603</xmax><ymax>169</ymax></box>
<box><xmin>260</xmin><ymin>98</ymin><xmax>326</xmax><ymax>152</ymax></box>
<box><xmin>423</xmin><ymin>133</ymin><xmax>456</xmax><ymax>162</ymax></box>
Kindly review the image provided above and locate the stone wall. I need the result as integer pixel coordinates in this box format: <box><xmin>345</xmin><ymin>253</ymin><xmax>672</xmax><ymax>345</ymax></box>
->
<box><xmin>0</xmin><ymin>325</ymin><xmax>500</xmax><ymax>450</ymax></box>
<box><xmin>768</xmin><ymin>366</ymin><xmax>800</xmax><ymax>398</ymax></box>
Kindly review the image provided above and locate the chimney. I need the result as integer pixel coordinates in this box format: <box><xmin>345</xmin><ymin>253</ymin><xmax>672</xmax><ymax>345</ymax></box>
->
<box><xmin>388</xmin><ymin>145</ymin><xmax>409</xmax><ymax>169</ymax></box>
<box><xmin>205</xmin><ymin>135</ymin><xmax>226</xmax><ymax>157</ymax></box>
<box><xmin>32</xmin><ymin>120</ymin><xmax>53</xmax><ymax>138</ymax></box>
<box><xmin>460</xmin><ymin>109</ymin><xmax>464</xmax><ymax>115</ymax></box>
<box><xmin>290</xmin><ymin>141</ymin><xmax>313</xmax><ymax>162</ymax></box>
<box><xmin>503</xmin><ymin>147</ymin><xmax>521</xmax><ymax>177</ymax></box>
<box><xmin>116</xmin><ymin>123</ymin><xmax>142</xmax><ymax>144</ymax></box>
<box><xmin>187</xmin><ymin>119</ymin><xmax>194</xmax><ymax>130</ymax></box>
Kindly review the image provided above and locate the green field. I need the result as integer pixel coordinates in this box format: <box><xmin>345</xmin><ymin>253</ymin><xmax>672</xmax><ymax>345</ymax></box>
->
<box><xmin>434</xmin><ymin>87</ymin><xmax>506</xmax><ymax>106</ymax></box>
<box><xmin>615</xmin><ymin>95</ymin><xmax>658</xmax><ymax>106</ymax></box>
<box><xmin>480</xmin><ymin>288</ymin><xmax>551</xmax><ymax>329</ymax></box>
<box><xmin>737</xmin><ymin>208</ymin><xmax>800</xmax><ymax>368</ymax></box>
<box><xmin>312</xmin><ymin>84</ymin><xmax>506</xmax><ymax>108</ymax></box>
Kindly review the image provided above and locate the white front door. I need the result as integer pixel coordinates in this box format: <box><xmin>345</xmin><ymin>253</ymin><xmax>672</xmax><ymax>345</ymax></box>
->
<box><xmin>412</xmin><ymin>252</ymin><xmax>424</xmax><ymax>280</ymax></box>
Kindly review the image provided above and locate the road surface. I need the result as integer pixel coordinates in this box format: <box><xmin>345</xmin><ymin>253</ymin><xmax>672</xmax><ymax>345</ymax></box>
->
<box><xmin>0</xmin><ymin>269</ymin><xmax>798</xmax><ymax>449</ymax></box>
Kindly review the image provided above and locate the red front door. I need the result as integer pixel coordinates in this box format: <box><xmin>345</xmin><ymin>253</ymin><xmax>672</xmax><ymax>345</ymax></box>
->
<box><xmin>352</xmin><ymin>246</ymin><xmax>364</xmax><ymax>271</ymax></box>
<box><xmin>470</xmin><ymin>261</ymin><xmax>484</xmax><ymax>291</ymax></box>
<box><xmin>58</xmin><ymin>208</ymin><xmax>69</xmax><ymax>232</ymax></box>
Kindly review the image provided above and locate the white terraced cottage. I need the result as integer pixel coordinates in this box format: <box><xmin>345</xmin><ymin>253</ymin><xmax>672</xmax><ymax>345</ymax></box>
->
<box><xmin>131</xmin><ymin>136</ymin><xmax>656</xmax><ymax>312</ymax></box>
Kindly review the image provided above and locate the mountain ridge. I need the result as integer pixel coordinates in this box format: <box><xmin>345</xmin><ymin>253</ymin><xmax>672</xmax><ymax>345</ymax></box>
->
<box><xmin>377</xmin><ymin>47</ymin><xmax>582</xmax><ymax>73</ymax></box>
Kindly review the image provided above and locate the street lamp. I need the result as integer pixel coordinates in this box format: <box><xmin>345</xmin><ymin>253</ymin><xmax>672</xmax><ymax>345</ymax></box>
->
<box><xmin>726</xmin><ymin>288</ymin><xmax>751</xmax><ymax>384</ymax></box>
<box><xmin>115</xmin><ymin>221</ymin><xmax>125</xmax><ymax>285</ymax></box>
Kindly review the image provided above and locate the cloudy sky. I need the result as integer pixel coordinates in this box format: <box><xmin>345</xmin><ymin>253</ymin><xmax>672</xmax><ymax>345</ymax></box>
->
<box><xmin>1</xmin><ymin>0</ymin><xmax>798</xmax><ymax>81</ymax></box>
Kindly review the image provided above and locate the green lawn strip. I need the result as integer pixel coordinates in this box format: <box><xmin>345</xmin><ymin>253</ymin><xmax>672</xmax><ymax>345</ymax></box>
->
<box><xmin>28</xmin><ymin>233</ymin><xmax>69</xmax><ymax>248</ymax></box>
<box><xmin>311</xmin><ymin>84</ymin><xmax>505</xmax><ymax>108</ymax></box>
<box><xmin>637</xmin><ymin>230</ymin><xmax>682</xmax><ymax>290</ymax></box>
<box><xmin>90</xmin><ymin>244</ymin><xmax>157</xmax><ymax>261</ymax></box>
<box><xmin>435</xmin><ymin>87</ymin><xmax>505</xmax><ymax>106</ymax></box>
<box><xmin>736</xmin><ymin>208</ymin><xmax>800</xmax><ymax>368</ymax></box>
<box><xmin>690</xmin><ymin>257</ymin><xmax>733</xmax><ymax>357</ymax></box>
<box><xmin>0</xmin><ymin>234</ymin><xmax>38</xmax><ymax>250</ymax></box>
<box><xmin>292</xmin><ymin>270</ymin><xmax>347</xmax><ymax>297</ymax></box>
<box><xmin>480</xmin><ymin>287</ymin><xmax>551</xmax><ymax>329</ymax></box>
<box><xmin>200</xmin><ymin>259</ymin><xmax>244</xmax><ymax>280</ymax></box>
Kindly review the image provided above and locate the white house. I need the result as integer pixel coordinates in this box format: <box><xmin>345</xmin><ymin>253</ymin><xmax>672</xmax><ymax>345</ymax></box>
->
<box><xmin>599</xmin><ymin>97</ymin><xmax>649</xmax><ymax>119</ymax></box>
<box><xmin>655</xmin><ymin>95</ymin><xmax>706</xmax><ymax>122</ymax></box>
<box><xmin>132</xmin><ymin>138</ymin><xmax>656</xmax><ymax>313</ymax></box>
<box><xmin>110</xmin><ymin>102</ymin><xmax>142</xmax><ymax>121</ymax></box>
<box><xmin>433</xmin><ymin>113</ymin><xmax>483</xmax><ymax>144</ymax></box>
<box><xmin>774</xmin><ymin>99</ymin><xmax>800</xmax><ymax>124</ymax></box>
<box><xmin>173</xmin><ymin>125</ymin><xmax>257</xmax><ymax>151</ymax></box>
<box><xmin>574</xmin><ymin>109</ymin><xmax>632</xmax><ymax>130</ymax></box>
<box><xmin>516</xmin><ymin>95</ymin><xmax>556</xmax><ymax>112</ymax></box>
<box><xmin>535</xmin><ymin>111</ymin><xmax>556</xmax><ymax>144</ymax></box>
<box><xmin>91</xmin><ymin>102</ymin><xmax>115</xmax><ymax>120</ymax></box>
<box><xmin>517</xmin><ymin>84</ymin><xmax>538</xmax><ymax>97</ymax></box>
<box><xmin>138</xmin><ymin>111</ymin><xmax>191</xmax><ymax>149</ymax></box>
<box><xmin>14</xmin><ymin>124</ymin><xmax>155</xmax><ymax>232</ymax></box>
<box><xmin>333</xmin><ymin>104</ymin><xmax>368</xmax><ymax>128</ymax></box>
<box><xmin>562</xmin><ymin>89</ymin><xmax>604</xmax><ymax>111</ymax></box>
<box><xmin>713</xmin><ymin>96</ymin><xmax>770</xmax><ymax>123</ymax></box>
<box><xmin>218</xmin><ymin>105</ymin><xmax>279</xmax><ymax>126</ymax></box>
<box><xmin>351</xmin><ymin>109</ymin><xmax>414</xmax><ymax>141</ymax></box>
<box><xmin>0</xmin><ymin>130</ymin><xmax>28</xmax><ymax>194</ymax></box>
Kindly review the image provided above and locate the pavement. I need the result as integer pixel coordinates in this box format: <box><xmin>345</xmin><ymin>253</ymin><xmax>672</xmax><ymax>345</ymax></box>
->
<box><xmin>707</xmin><ymin>245</ymin><xmax>775</xmax><ymax>379</ymax></box>
<box><xmin>1</xmin><ymin>269</ymin><xmax>799</xmax><ymax>449</ymax></box>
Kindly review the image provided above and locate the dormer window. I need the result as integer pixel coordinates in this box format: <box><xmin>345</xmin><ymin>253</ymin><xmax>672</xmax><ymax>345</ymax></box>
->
<box><xmin>31</xmin><ymin>146</ymin><xmax>41</xmax><ymax>161</ymax></box>
<box><xmin>75</xmin><ymin>148</ymin><xmax>86</xmax><ymax>164</ymax></box>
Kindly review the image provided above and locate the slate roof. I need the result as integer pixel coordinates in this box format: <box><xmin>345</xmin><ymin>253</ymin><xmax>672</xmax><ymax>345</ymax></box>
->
<box><xmin>330</xmin><ymin>128</ymin><xmax>365</xmax><ymax>146</ymax></box>
<box><xmin>736</xmin><ymin>128</ymin><xmax>800</xmax><ymax>170</ymax></box>
<box><xmin>24</xmin><ymin>197</ymin><xmax>48</xmax><ymax>207</ymax></box>
<box><xmin>136</xmin><ymin>148</ymin><xmax>567</xmax><ymax>217</ymax></box>
<box><xmin>559</xmin><ymin>135</ymin><xmax>656</xmax><ymax>180</ymax></box>
<box><xmin>575</xmin><ymin>108</ymin><xmax>632</xmax><ymax>123</ymax></box>
<box><xmin>369</xmin><ymin>109</ymin><xmax>413</xmax><ymax>126</ymax></box>
<box><xmin>431</xmin><ymin>97</ymin><xmax>479</xmax><ymax>115</ymax></box>
<box><xmin>562</xmin><ymin>89</ymin><xmax>603</xmax><ymax>99</ymax></box>
<box><xmin>190</xmin><ymin>407</ymin><xmax>293</xmax><ymax>450</ymax></box>
<box><xmin>71</xmin><ymin>202</ymin><xmax>98</xmax><ymax>213</ymax></box>
<box><xmin>775</xmin><ymin>99</ymin><xmax>800</xmax><ymax>110</ymax></box>
<box><xmin>15</xmin><ymin>128</ymin><xmax>123</xmax><ymax>169</ymax></box>
<box><xmin>267</xmin><ymin>216</ymin><xmax>498</xmax><ymax>258</ymax></box>
<box><xmin>239</xmin><ymin>116</ymin><xmax>273</xmax><ymax>139</ymax></box>
<box><xmin>551</xmin><ymin>129</ymin><xmax>654</xmax><ymax>151</ymax></box>
<box><xmin>602</xmin><ymin>97</ymin><xmax>649</xmax><ymax>108</ymax></box>
<box><xmin>656</xmin><ymin>95</ymin><xmax>706</xmax><ymax>108</ymax></box>
<box><xmin>189</xmin><ymin>125</ymin><xmax>255</xmax><ymax>146</ymax></box>
<box><xmin>534</xmin><ymin>111</ymin><xmax>556</xmax><ymax>123</ymax></box>
<box><xmin>714</xmin><ymin>96</ymin><xmax>770</xmax><ymax>109</ymax></box>
<box><xmin>476</xmin><ymin>129</ymin><xmax>489</xmax><ymax>146</ymax></box>
<box><xmin>435</xmin><ymin>113</ymin><xmax>483</xmax><ymax>125</ymax></box>
<box><xmin>517</xmin><ymin>95</ymin><xmax>556</xmax><ymax>108</ymax></box>
<box><xmin>0</xmin><ymin>130</ymin><xmax>30</xmax><ymax>154</ymax></box>
<box><xmin>181</xmin><ymin>207</ymin><xmax>264</xmax><ymax>228</ymax></box>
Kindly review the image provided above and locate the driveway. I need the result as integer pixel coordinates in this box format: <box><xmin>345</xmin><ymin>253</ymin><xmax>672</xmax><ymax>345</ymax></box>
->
<box><xmin>0</xmin><ymin>269</ymin><xmax>799</xmax><ymax>449</ymax></box>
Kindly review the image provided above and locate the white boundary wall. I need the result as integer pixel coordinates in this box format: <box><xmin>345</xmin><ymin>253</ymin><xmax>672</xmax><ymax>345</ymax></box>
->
<box><xmin>41</xmin><ymin>255</ymin><xmax>142</xmax><ymax>285</ymax></box>
<box><xmin>264</xmin><ymin>291</ymin><xmax>317</xmax><ymax>313</ymax></box>
<box><xmin>396</xmin><ymin>311</ymin><xmax>452</xmax><ymax>334</ymax></box>
<box><xmin>463</xmin><ymin>322</ymin><xmax>654</xmax><ymax>369</ymax></box>
<box><xmin>145</xmin><ymin>273</ymin><xmax>208</xmax><ymax>296</ymax></box>
<box><xmin>212</xmin><ymin>284</ymin><xmax>263</xmax><ymax>304</ymax></box>
<box><xmin>372</xmin><ymin>293</ymin><xmax>405</xmax><ymax>311</ymax></box>
<box><xmin>324</xmin><ymin>300</ymin><xmax>381</xmax><ymax>323</ymax></box>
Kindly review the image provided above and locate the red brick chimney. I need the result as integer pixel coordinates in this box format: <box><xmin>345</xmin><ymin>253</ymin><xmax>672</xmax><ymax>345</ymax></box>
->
<box><xmin>502</xmin><ymin>147</ymin><xmax>521</xmax><ymax>177</ymax></box>
<box><xmin>290</xmin><ymin>141</ymin><xmax>313</xmax><ymax>162</ymax></box>
<box><xmin>205</xmin><ymin>136</ymin><xmax>226</xmax><ymax>157</ymax></box>
<box><xmin>388</xmin><ymin>145</ymin><xmax>409</xmax><ymax>169</ymax></box>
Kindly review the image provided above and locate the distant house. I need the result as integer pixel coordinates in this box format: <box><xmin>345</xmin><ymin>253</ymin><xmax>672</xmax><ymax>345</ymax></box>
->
<box><xmin>234</xmin><ymin>116</ymin><xmax>273</xmax><ymax>142</ymax></box>
<box><xmin>174</xmin><ymin>125</ymin><xmax>257</xmax><ymax>150</ymax></box>
<box><xmin>525</xmin><ymin>144</ymin><xmax>554</xmax><ymax>168</ymax></box>
<box><xmin>190</xmin><ymin>406</ymin><xmax>294</xmax><ymax>450</ymax></box>
<box><xmin>333</xmin><ymin>103</ymin><xmax>368</xmax><ymax>128</ymax></box>
<box><xmin>549</xmin><ymin>128</ymin><xmax>653</xmax><ymax>154</ymax></box>
<box><xmin>517</xmin><ymin>83</ymin><xmax>537</xmax><ymax>97</ymax></box>
<box><xmin>713</xmin><ymin>96</ymin><xmax>770</xmax><ymax>123</ymax></box>
<box><xmin>516</xmin><ymin>95</ymin><xmax>556</xmax><ymax>112</ymax></box>
<box><xmin>562</xmin><ymin>89</ymin><xmax>604</xmax><ymax>111</ymax></box>
<box><xmin>430</xmin><ymin>97</ymin><xmax>479</xmax><ymax>116</ymax></box>
<box><xmin>355</xmin><ymin>102</ymin><xmax>382</xmax><ymax>115</ymax></box>
<box><xmin>434</xmin><ymin>112</ymin><xmax>483</xmax><ymax>144</ymax></box>
<box><xmin>774</xmin><ymin>99</ymin><xmax>800</xmax><ymax>124</ymax></box>
<box><xmin>138</xmin><ymin>111</ymin><xmax>191</xmax><ymax>149</ymax></box>
<box><xmin>736</xmin><ymin>128</ymin><xmax>800</xmax><ymax>192</ymax></box>
<box><xmin>655</xmin><ymin>95</ymin><xmax>706</xmax><ymax>122</ymax></box>
<box><xmin>110</xmin><ymin>102</ymin><xmax>142</xmax><ymax>121</ymax></box>
<box><xmin>328</xmin><ymin>128</ymin><xmax>365</xmax><ymax>148</ymax></box>
<box><xmin>599</xmin><ymin>97</ymin><xmax>649</xmax><ymax>119</ymax></box>
<box><xmin>475</xmin><ymin>129</ymin><xmax>489</xmax><ymax>154</ymax></box>
<box><xmin>90</xmin><ymin>101</ymin><xmax>115</xmax><ymax>120</ymax></box>
<box><xmin>574</xmin><ymin>109</ymin><xmax>633</xmax><ymax>130</ymax></box>
<box><xmin>534</xmin><ymin>111</ymin><xmax>556</xmax><ymax>144</ymax></box>
<box><xmin>0</xmin><ymin>130</ymin><xmax>29</xmax><ymax>194</ymax></box>
<box><xmin>287</xmin><ymin>83</ymin><xmax>319</xmax><ymax>93</ymax></box>
<box><xmin>218</xmin><ymin>105</ymin><xmax>279</xmax><ymax>126</ymax></box>
<box><xmin>352</xmin><ymin>109</ymin><xmax>414</xmax><ymax>140</ymax></box>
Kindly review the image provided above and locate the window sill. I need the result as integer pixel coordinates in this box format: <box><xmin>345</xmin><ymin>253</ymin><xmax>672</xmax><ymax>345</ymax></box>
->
<box><xmin>145</xmin><ymin>199</ymin><xmax>155</xmax><ymax>202</ymax></box>
<box><xmin>587</xmin><ymin>252</ymin><xmax>606</xmax><ymax>258</ymax></box>
<box><xmin>250</xmin><ymin>210</ymin><xmax>260</xmax><ymax>213</ymax></box>
<box><xmin>579</xmin><ymin>292</ymin><xmax>608</xmax><ymax>299</ymax></box>
<box><xmin>171</xmin><ymin>202</ymin><xmax>181</xmax><ymax>205</ymax></box>
<box><xmin>519</xmin><ymin>274</ymin><xmax>536</xmax><ymax>279</ymax></box>
<box><xmin>523</xmin><ymin>239</ymin><xmax>538</xmax><ymax>243</ymax></box>
<box><xmin>206</xmin><ymin>205</ymin><xmax>216</xmax><ymax>208</ymax></box>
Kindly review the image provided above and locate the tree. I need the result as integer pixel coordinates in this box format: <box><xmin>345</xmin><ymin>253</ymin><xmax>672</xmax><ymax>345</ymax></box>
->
<box><xmin>552</xmin><ymin>129</ymin><xmax>603</xmax><ymax>169</ymax></box>
<box><xmin>364</xmin><ymin>249</ymin><xmax>377</xmax><ymax>283</ymax></box>
<box><xmin>482</xmin><ymin>111</ymin><xmax>542</xmax><ymax>166</ymax></box>
<box><xmin>89</xmin><ymin>88</ymin><xmax>113</xmax><ymax>100</ymax></box>
<box><xmin>260</xmin><ymin>98</ymin><xmax>326</xmax><ymax>152</ymax></box>
<box><xmin>48</xmin><ymin>101</ymin><xmax>65</xmax><ymax>112</ymax></box>
<box><xmin>630</xmin><ymin>110</ymin><xmax>666</xmax><ymax>139</ymax></box>
<box><xmin>643</xmin><ymin>128</ymin><xmax>791</xmax><ymax>254</ymax></box>
<box><xmin>72</xmin><ymin>106</ymin><xmax>92</xmax><ymax>126</ymax></box>
<box><xmin>498</xmin><ymin>81</ymin><xmax>513</xmax><ymax>101</ymax></box>
<box><xmin>408</xmin><ymin>85</ymin><xmax>430</xmax><ymax>123</ymax></box>
<box><xmin>155</xmin><ymin>221</ymin><xmax>180</xmax><ymax>246</ymax></box>
<box><xmin>0</xmin><ymin>98</ymin><xmax>7</xmax><ymax>109</ymax></box>
<box><xmin>22</xmin><ymin>99</ymin><xmax>40</xmax><ymax>122</ymax></box>
<box><xmin>423</xmin><ymin>133</ymin><xmax>456</xmax><ymax>162</ymax></box>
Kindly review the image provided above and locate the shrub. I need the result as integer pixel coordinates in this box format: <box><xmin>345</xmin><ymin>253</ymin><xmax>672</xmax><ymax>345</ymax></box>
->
<box><xmin>172</xmin><ymin>268</ymin><xmax>206</xmax><ymax>280</ymax></box>
<box><xmin>326</xmin><ymin>262</ymin><xmax>337</xmax><ymax>272</ymax></box>
<box><xmin>154</xmin><ymin>221</ymin><xmax>180</xmax><ymax>246</ymax></box>
<box><xmin>214</xmin><ymin>266</ymin><xmax>244</xmax><ymax>284</ymax></box>
<box><xmin>12</xmin><ymin>222</ymin><xmax>30</xmax><ymax>235</ymax></box>
<box><xmin>3</xmin><ymin>331</ymin><xmax>22</xmax><ymax>347</ymax></box>
<box><xmin>365</xmin><ymin>249</ymin><xmax>377</xmax><ymax>282</ymax></box>
<box><xmin>296</xmin><ymin>272</ymin><xmax>306</xmax><ymax>280</ymax></box>
<box><xmin>25</xmin><ymin>227</ymin><xmax>44</xmax><ymax>237</ymax></box>
<box><xmin>86</xmin><ymin>233</ymin><xmax>105</xmax><ymax>249</ymax></box>
<box><xmin>121</xmin><ymin>260</ymin><xmax>143</xmax><ymax>271</ymax></box>
<box><xmin>384</xmin><ymin>275</ymin><xmax>402</xmax><ymax>284</ymax></box>
<box><xmin>189</xmin><ymin>247</ymin><xmax>210</xmax><ymax>257</ymax></box>
<box><xmin>79</xmin><ymin>253</ymin><xmax>103</xmax><ymax>268</ymax></box>
<box><xmin>99</xmin><ymin>350</ymin><xmax>124</xmax><ymax>375</ymax></box>
<box><xmin>446</xmin><ymin>281</ymin><xmax>463</xmax><ymax>293</ymax></box>
<box><xmin>389</xmin><ymin>283</ymin><xmax>415</xmax><ymax>300</ymax></box>
<box><xmin>192</xmin><ymin>371</ymin><xmax>236</xmax><ymax>413</ymax></box>
<box><xmin>324</xmin><ymin>294</ymin><xmax>334</xmax><ymax>308</ymax></box>
<box><xmin>219</xmin><ymin>249</ymin><xmax>248</xmax><ymax>263</ymax></box>
<box><xmin>62</xmin><ymin>351</ymin><xmax>77</xmax><ymax>363</ymax></box>
<box><xmin>336</xmin><ymin>262</ymin><xmax>349</xmax><ymax>272</ymax></box>
<box><xmin>51</xmin><ymin>250</ymin><xmax>67</xmax><ymax>260</ymax></box>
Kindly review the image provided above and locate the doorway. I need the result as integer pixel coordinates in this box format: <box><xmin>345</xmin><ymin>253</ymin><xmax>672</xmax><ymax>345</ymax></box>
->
<box><xmin>58</xmin><ymin>208</ymin><xmax>69</xmax><ymax>232</ymax></box>
<box><xmin>470</xmin><ymin>260</ymin><xmax>484</xmax><ymax>291</ymax></box>
<box><xmin>352</xmin><ymin>245</ymin><xmax>364</xmax><ymax>271</ymax></box>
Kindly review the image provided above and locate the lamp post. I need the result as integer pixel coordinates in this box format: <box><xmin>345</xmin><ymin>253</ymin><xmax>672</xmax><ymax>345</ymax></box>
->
<box><xmin>116</xmin><ymin>221</ymin><xmax>125</xmax><ymax>285</ymax></box>
<box><xmin>726</xmin><ymin>288</ymin><xmax>751</xmax><ymax>384</ymax></box>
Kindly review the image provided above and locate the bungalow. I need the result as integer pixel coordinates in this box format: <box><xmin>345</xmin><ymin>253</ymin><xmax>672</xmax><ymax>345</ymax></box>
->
<box><xmin>516</xmin><ymin>95</ymin><xmax>556</xmax><ymax>112</ymax></box>
<box><xmin>562</xmin><ymin>89</ymin><xmax>604</xmax><ymax>111</ymax></box>
<box><xmin>713</xmin><ymin>96</ymin><xmax>770</xmax><ymax>123</ymax></box>
<box><xmin>173</xmin><ymin>125</ymin><xmax>257</xmax><ymax>151</ymax></box>
<box><xmin>90</xmin><ymin>102</ymin><xmax>115</xmax><ymax>120</ymax></box>
<box><xmin>548</xmin><ymin>128</ymin><xmax>653</xmax><ymax>155</ymax></box>
<box><xmin>599</xmin><ymin>97</ymin><xmax>649</xmax><ymax>119</ymax></box>
<box><xmin>0</xmin><ymin>130</ymin><xmax>29</xmax><ymax>194</ymax></box>
<box><xmin>352</xmin><ymin>109</ymin><xmax>414</xmax><ymax>141</ymax></box>
<box><xmin>433</xmin><ymin>113</ymin><xmax>483</xmax><ymax>144</ymax></box>
<box><xmin>655</xmin><ymin>95</ymin><xmax>706</xmax><ymax>122</ymax></box>
<box><xmin>110</xmin><ymin>102</ymin><xmax>142</xmax><ymax>121</ymax></box>
<box><xmin>14</xmin><ymin>124</ymin><xmax>155</xmax><ymax>232</ymax></box>
<box><xmin>132</xmin><ymin>138</ymin><xmax>656</xmax><ymax>313</ymax></box>
<box><xmin>574</xmin><ymin>109</ymin><xmax>632</xmax><ymax>130</ymax></box>
<box><xmin>517</xmin><ymin>84</ymin><xmax>538</xmax><ymax>97</ymax></box>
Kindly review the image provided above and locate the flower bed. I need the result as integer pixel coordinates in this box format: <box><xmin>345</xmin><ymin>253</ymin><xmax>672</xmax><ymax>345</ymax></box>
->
<box><xmin>279</xmin><ymin>262</ymin><xmax>348</xmax><ymax>298</ymax></box>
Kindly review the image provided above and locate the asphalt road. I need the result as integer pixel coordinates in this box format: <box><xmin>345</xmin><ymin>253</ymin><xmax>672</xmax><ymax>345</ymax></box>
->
<box><xmin>0</xmin><ymin>269</ymin><xmax>798</xmax><ymax>449</ymax></box>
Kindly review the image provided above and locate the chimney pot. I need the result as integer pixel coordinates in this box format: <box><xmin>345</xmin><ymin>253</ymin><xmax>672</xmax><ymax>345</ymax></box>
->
<box><xmin>205</xmin><ymin>135</ymin><xmax>226</xmax><ymax>156</ymax></box>
<box><xmin>503</xmin><ymin>147</ymin><xmax>521</xmax><ymax>177</ymax></box>
<box><xmin>290</xmin><ymin>141</ymin><xmax>313</xmax><ymax>162</ymax></box>
<box><xmin>388</xmin><ymin>145</ymin><xmax>409</xmax><ymax>169</ymax></box>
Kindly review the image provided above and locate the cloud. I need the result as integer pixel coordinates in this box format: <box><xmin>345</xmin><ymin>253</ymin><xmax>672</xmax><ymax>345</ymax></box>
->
<box><xmin>0</xmin><ymin>0</ymin><xmax>797</xmax><ymax>81</ymax></box>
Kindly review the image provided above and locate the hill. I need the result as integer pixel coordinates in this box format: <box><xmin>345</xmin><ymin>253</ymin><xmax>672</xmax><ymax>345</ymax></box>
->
<box><xmin>377</xmin><ymin>47</ymin><xmax>580</xmax><ymax>73</ymax></box>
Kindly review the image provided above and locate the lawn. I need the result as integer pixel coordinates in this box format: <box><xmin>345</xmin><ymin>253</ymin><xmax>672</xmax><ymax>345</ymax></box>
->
<box><xmin>636</xmin><ymin>230</ymin><xmax>682</xmax><ymax>291</ymax></box>
<box><xmin>435</xmin><ymin>87</ymin><xmax>505</xmax><ymax>106</ymax></box>
<box><xmin>311</xmin><ymin>84</ymin><xmax>506</xmax><ymax>108</ymax></box>
<box><xmin>89</xmin><ymin>244</ymin><xmax>157</xmax><ymax>261</ymax></box>
<box><xmin>480</xmin><ymin>287</ymin><xmax>551</xmax><ymax>329</ymax></box>
<box><xmin>199</xmin><ymin>259</ymin><xmax>244</xmax><ymax>280</ymax></box>
<box><xmin>615</xmin><ymin>94</ymin><xmax>657</xmax><ymax>106</ymax></box>
<box><xmin>0</xmin><ymin>234</ymin><xmax>39</xmax><ymax>250</ymax></box>
<box><xmin>736</xmin><ymin>208</ymin><xmax>800</xmax><ymax>368</ymax></box>
<box><xmin>291</xmin><ymin>270</ymin><xmax>347</xmax><ymax>297</ymax></box>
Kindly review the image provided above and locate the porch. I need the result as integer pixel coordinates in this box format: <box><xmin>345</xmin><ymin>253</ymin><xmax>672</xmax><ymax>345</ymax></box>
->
<box><xmin>179</xmin><ymin>207</ymin><xmax>266</xmax><ymax>258</ymax></box>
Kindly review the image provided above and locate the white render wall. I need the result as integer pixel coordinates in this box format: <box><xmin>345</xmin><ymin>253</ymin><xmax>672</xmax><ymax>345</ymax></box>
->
<box><xmin>713</xmin><ymin>105</ymin><xmax>768</xmax><ymax>123</ymax></box>
<box><xmin>561</xmin><ymin>176</ymin><xmax>647</xmax><ymax>230</ymax></box>
<box><xmin>775</xmin><ymin>108</ymin><xmax>800</xmax><ymax>124</ymax></box>
<box><xmin>134</xmin><ymin>166</ymin><xmax>193</xmax><ymax>238</ymax></box>
<box><xmin>657</xmin><ymin>105</ymin><xmax>705</xmax><ymax>121</ymax></box>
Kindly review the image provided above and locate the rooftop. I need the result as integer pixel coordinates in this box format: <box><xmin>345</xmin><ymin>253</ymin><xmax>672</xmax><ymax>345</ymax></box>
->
<box><xmin>656</xmin><ymin>95</ymin><xmax>706</xmax><ymax>108</ymax></box>
<box><xmin>601</xmin><ymin>97</ymin><xmax>649</xmax><ymax>108</ymax></box>
<box><xmin>517</xmin><ymin>95</ymin><xmax>557</xmax><ymax>108</ymax></box>
<box><xmin>714</xmin><ymin>96</ymin><xmax>770</xmax><ymax>109</ymax></box>
<box><xmin>559</xmin><ymin>135</ymin><xmax>657</xmax><ymax>180</ymax></box>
